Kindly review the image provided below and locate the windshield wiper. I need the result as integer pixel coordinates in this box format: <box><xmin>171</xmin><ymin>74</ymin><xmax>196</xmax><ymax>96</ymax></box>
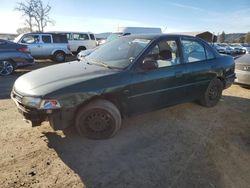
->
<box><xmin>87</xmin><ymin>58</ymin><xmax>122</xmax><ymax>70</ymax></box>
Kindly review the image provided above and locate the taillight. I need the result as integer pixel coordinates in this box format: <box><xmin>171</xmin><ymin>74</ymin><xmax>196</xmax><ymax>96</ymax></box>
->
<box><xmin>18</xmin><ymin>47</ymin><xmax>29</xmax><ymax>53</ymax></box>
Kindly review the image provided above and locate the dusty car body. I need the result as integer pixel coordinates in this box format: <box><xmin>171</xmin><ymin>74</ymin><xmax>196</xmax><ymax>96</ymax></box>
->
<box><xmin>11</xmin><ymin>34</ymin><xmax>235</xmax><ymax>139</ymax></box>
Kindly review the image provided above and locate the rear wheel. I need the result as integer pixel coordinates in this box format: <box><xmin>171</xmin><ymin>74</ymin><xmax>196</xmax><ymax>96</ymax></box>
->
<box><xmin>53</xmin><ymin>51</ymin><xmax>65</xmax><ymax>63</ymax></box>
<box><xmin>75</xmin><ymin>99</ymin><xmax>121</xmax><ymax>139</ymax></box>
<box><xmin>0</xmin><ymin>60</ymin><xmax>15</xmax><ymax>76</ymax></box>
<box><xmin>200</xmin><ymin>78</ymin><xmax>223</xmax><ymax>107</ymax></box>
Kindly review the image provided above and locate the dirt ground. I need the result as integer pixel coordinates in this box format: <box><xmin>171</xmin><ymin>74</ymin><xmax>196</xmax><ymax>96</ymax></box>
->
<box><xmin>0</xmin><ymin>62</ymin><xmax>250</xmax><ymax>188</ymax></box>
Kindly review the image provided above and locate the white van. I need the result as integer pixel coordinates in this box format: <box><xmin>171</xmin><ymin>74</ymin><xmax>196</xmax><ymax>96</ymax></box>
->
<box><xmin>51</xmin><ymin>32</ymin><xmax>97</xmax><ymax>53</ymax></box>
<box><xmin>116</xmin><ymin>27</ymin><xmax>162</xmax><ymax>35</ymax></box>
<box><xmin>105</xmin><ymin>27</ymin><xmax>162</xmax><ymax>43</ymax></box>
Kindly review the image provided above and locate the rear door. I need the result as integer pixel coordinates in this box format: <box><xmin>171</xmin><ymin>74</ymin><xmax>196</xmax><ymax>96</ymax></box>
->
<box><xmin>180</xmin><ymin>37</ymin><xmax>217</xmax><ymax>100</ymax></box>
<box><xmin>127</xmin><ymin>37</ymin><xmax>189</xmax><ymax>114</ymax></box>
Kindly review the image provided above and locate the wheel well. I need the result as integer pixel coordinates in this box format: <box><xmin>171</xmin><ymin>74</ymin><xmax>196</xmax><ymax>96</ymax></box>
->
<box><xmin>217</xmin><ymin>76</ymin><xmax>226</xmax><ymax>88</ymax></box>
<box><xmin>53</xmin><ymin>50</ymin><xmax>65</xmax><ymax>56</ymax></box>
<box><xmin>75</xmin><ymin>95</ymin><xmax>123</xmax><ymax>119</ymax></box>
<box><xmin>77</xmin><ymin>46</ymin><xmax>86</xmax><ymax>51</ymax></box>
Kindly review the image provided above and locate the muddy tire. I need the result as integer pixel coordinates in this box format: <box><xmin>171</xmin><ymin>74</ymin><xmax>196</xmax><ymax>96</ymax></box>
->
<box><xmin>200</xmin><ymin>78</ymin><xmax>223</xmax><ymax>107</ymax></box>
<box><xmin>75</xmin><ymin>99</ymin><xmax>121</xmax><ymax>139</ymax></box>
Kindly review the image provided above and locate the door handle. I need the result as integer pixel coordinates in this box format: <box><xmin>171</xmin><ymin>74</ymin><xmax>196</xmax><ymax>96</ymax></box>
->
<box><xmin>175</xmin><ymin>71</ymin><xmax>183</xmax><ymax>78</ymax></box>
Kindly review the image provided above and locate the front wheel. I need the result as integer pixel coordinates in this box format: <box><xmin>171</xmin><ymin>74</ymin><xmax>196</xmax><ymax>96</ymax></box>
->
<box><xmin>200</xmin><ymin>78</ymin><xmax>223</xmax><ymax>107</ymax></box>
<box><xmin>75</xmin><ymin>99</ymin><xmax>121</xmax><ymax>139</ymax></box>
<box><xmin>0</xmin><ymin>60</ymin><xmax>15</xmax><ymax>76</ymax></box>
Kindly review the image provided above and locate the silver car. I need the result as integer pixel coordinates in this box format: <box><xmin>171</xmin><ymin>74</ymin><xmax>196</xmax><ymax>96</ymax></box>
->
<box><xmin>14</xmin><ymin>33</ymin><xmax>72</xmax><ymax>62</ymax></box>
<box><xmin>235</xmin><ymin>54</ymin><xmax>250</xmax><ymax>86</ymax></box>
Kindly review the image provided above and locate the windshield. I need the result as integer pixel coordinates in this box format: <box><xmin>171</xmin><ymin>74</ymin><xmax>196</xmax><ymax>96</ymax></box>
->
<box><xmin>85</xmin><ymin>37</ymin><xmax>151</xmax><ymax>69</ymax></box>
<box><xmin>106</xmin><ymin>33</ymin><xmax>123</xmax><ymax>42</ymax></box>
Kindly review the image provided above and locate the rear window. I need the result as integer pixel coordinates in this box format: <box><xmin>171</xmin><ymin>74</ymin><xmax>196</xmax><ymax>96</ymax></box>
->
<box><xmin>52</xmin><ymin>34</ymin><xmax>68</xmax><ymax>43</ymax></box>
<box><xmin>205</xmin><ymin>47</ymin><xmax>215</xmax><ymax>60</ymax></box>
<box><xmin>73</xmin><ymin>33</ymin><xmax>89</xmax><ymax>41</ymax></box>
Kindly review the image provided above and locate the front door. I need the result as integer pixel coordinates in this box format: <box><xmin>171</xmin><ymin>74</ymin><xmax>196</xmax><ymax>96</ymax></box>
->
<box><xmin>20</xmin><ymin>34</ymin><xmax>41</xmax><ymax>57</ymax></box>
<box><xmin>127</xmin><ymin>37</ymin><xmax>188</xmax><ymax>114</ymax></box>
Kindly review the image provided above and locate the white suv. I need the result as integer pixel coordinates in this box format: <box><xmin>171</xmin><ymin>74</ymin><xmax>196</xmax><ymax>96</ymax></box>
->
<box><xmin>52</xmin><ymin>32</ymin><xmax>97</xmax><ymax>53</ymax></box>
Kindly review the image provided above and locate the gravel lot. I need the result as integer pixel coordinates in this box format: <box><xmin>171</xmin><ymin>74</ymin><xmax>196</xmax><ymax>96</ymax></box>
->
<box><xmin>0</xmin><ymin>62</ymin><xmax>250</xmax><ymax>188</ymax></box>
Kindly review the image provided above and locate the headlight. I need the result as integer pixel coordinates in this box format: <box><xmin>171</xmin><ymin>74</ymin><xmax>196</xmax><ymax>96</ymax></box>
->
<box><xmin>40</xmin><ymin>99</ymin><xmax>61</xmax><ymax>109</ymax></box>
<box><xmin>22</xmin><ymin>97</ymin><xmax>42</xmax><ymax>108</ymax></box>
<box><xmin>22</xmin><ymin>97</ymin><xmax>61</xmax><ymax>109</ymax></box>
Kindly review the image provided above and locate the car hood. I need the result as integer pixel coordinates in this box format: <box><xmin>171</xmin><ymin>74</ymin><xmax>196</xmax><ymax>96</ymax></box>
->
<box><xmin>13</xmin><ymin>60</ymin><xmax>119</xmax><ymax>96</ymax></box>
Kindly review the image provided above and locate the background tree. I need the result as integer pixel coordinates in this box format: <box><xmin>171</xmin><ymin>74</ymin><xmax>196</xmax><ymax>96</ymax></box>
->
<box><xmin>245</xmin><ymin>32</ymin><xmax>250</xmax><ymax>43</ymax></box>
<box><xmin>219</xmin><ymin>31</ymin><xmax>226</xmax><ymax>43</ymax></box>
<box><xmin>15</xmin><ymin>1</ymin><xmax>35</xmax><ymax>32</ymax></box>
<box><xmin>16</xmin><ymin>27</ymin><xmax>31</xmax><ymax>34</ymax></box>
<box><xmin>238</xmin><ymin>36</ymin><xmax>245</xmax><ymax>43</ymax></box>
<box><xmin>15</xmin><ymin>0</ymin><xmax>54</xmax><ymax>32</ymax></box>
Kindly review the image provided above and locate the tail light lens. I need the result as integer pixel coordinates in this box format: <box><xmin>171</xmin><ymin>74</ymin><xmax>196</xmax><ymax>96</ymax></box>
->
<box><xmin>18</xmin><ymin>47</ymin><xmax>30</xmax><ymax>53</ymax></box>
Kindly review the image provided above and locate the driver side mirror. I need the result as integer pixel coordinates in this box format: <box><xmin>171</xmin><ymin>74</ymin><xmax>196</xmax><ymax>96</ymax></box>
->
<box><xmin>140</xmin><ymin>58</ymin><xmax>158</xmax><ymax>71</ymax></box>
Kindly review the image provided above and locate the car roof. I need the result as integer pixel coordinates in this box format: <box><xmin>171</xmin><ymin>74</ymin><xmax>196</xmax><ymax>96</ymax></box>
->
<box><xmin>22</xmin><ymin>32</ymin><xmax>68</xmax><ymax>35</ymax></box>
<box><xmin>122</xmin><ymin>34</ymin><xmax>200</xmax><ymax>40</ymax></box>
<box><xmin>48</xmin><ymin>31</ymin><xmax>94</xmax><ymax>34</ymax></box>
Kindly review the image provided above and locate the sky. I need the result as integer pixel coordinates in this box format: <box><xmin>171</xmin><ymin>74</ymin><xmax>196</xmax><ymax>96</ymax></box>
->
<box><xmin>0</xmin><ymin>0</ymin><xmax>249</xmax><ymax>34</ymax></box>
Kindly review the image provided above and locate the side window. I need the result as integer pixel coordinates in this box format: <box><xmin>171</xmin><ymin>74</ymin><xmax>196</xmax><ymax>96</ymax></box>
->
<box><xmin>41</xmin><ymin>35</ymin><xmax>52</xmax><ymax>43</ymax></box>
<box><xmin>21</xmin><ymin>35</ymin><xmax>40</xmax><ymax>44</ymax></box>
<box><xmin>66</xmin><ymin>33</ymin><xmax>71</xmax><ymax>40</ymax></box>
<box><xmin>90</xmin><ymin>34</ymin><xmax>95</xmax><ymax>40</ymax></box>
<box><xmin>73</xmin><ymin>33</ymin><xmax>89</xmax><ymax>40</ymax></box>
<box><xmin>144</xmin><ymin>39</ymin><xmax>180</xmax><ymax>68</ymax></box>
<box><xmin>205</xmin><ymin>47</ymin><xmax>215</xmax><ymax>60</ymax></box>
<box><xmin>181</xmin><ymin>39</ymin><xmax>206</xmax><ymax>63</ymax></box>
<box><xmin>52</xmin><ymin>34</ymin><xmax>67</xmax><ymax>43</ymax></box>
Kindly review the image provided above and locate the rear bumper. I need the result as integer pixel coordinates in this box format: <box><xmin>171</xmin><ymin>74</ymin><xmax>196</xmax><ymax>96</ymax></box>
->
<box><xmin>235</xmin><ymin>70</ymin><xmax>250</xmax><ymax>86</ymax></box>
<box><xmin>14</xmin><ymin>56</ymin><xmax>35</xmax><ymax>68</ymax></box>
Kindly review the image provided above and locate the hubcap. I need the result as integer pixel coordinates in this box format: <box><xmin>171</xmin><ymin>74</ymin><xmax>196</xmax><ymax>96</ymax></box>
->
<box><xmin>0</xmin><ymin>61</ymin><xmax>13</xmax><ymax>76</ymax></box>
<box><xmin>83</xmin><ymin>109</ymin><xmax>114</xmax><ymax>133</ymax></box>
<box><xmin>208</xmin><ymin>85</ymin><xmax>218</xmax><ymax>100</ymax></box>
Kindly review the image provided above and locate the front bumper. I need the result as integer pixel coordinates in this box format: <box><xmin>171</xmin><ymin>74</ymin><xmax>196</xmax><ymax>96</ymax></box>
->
<box><xmin>235</xmin><ymin>70</ymin><xmax>250</xmax><ymax>86</ymax></box>
<box><xmin>11</xmin><ymin>91</ymin><xmax>75</xmax><ymax>130</ymax></box>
